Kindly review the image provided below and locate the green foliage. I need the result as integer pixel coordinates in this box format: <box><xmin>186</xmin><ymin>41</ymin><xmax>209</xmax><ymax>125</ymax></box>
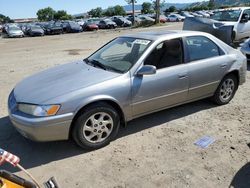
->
<box><xmin>141</xmin><ymin>2</ymin><xmax>154</xmax><ymax>14</ymax></box>
<box><xmin>169</xmin><ymin>6</ymin><xmax>177</xmax><ymax>12</ymax></box>
<box><xmin>103</xmin><ymin>5</ymin><xmax>126</xmax><ymax>16</ymax></box>
<box><xmin>37</xmin><ymin>7</ymin><xmax>72</xmax><ymax>21</ymax></box>
<box><xmin>114</xmin><ymin>5</ymin><xmax>126</xmax><ymax>16</ymax></box>
<box><xmin>0</xmin><ymin>14</ymin><xmax>13</xmax><ymax>23</ymax></box>
<box><xmin>37</xmin><ymin>7</ymin><xmax>56</xmax><ymax>21</ymax></box>
<box><xmin>54</xmin><ymin>10</ymin><xmax>72</xmax><ymax>20</ymax></box>
<box><xmin>88</xmin><ymin>7</ymin><xmax>103</xmax><ymax>18</ymax></box>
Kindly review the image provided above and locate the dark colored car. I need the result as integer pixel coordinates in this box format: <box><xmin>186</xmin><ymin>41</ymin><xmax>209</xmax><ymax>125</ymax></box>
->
<box><xmin>112</xmin><ymin>16</ymin><xmax>132</xmax><ymax>27</ymax></box>
<box><xmin>98</xmin><ymin>19</ymin><xmax>117</xmax><ymax>29</ymax></box>
<box><xmin>61</xmin><ymin>21</ymin><xmax>83</xmax><ymax>33</ymax></box>
<box><xmin>26</xmin><ymin>25</ymin><xmax>45</xmax><ymax>36</ymax></box>
<box><xmin>43</xmin><ymin>22</ymin><xmax>63</xmax><ymax>35</ymax></box>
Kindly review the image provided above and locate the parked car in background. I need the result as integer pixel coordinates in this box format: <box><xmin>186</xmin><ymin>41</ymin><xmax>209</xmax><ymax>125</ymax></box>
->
<box><xmin>43</xmin><ymin>22</ymin><xmax>63</xmax><ymax>35</ymax></box>
<box><xmin>190</xmin><ymin>12</ymin><xmax>203</xmax><ymax>17</ymax></box>
<box><xmin>98</xmin><ymin>19</ymin><xmax>117</xmax><ymax>29</ymax></box>
<box><xmin>61</xmin><ymin>21</ymin><xmax>82</xmax><ymax>33</ymax></box>
<box><xmin>138</xmin><ymin>15</ymin><xmax>155</xmax><ymax>24</ymax></box>
<box><xmin>82</xmin><ymin>20</ymin><xmax>99</xmax><ymax>31</ymax></box>
<box><xmin>181</xmin><ymin>11</ymin><xmax>194</xmax><ymax>18</ymax></box>
<box><xmin>126</xmin><ymin>15</ymin><xmax>142</xmax><ymax>25</ymax></box>
<box><xmin>241</xmin><ymin>38</ymin><xmax>250</xmax><ymax>61</ymax></box>
<box><xmin>167</xmin><ymin>14</ymin><xmax>185</xmax><ymax>22</ymax></box>
<box><xmin>26</xmin><ymin>25</ymin><xmax>44</xmax><ymax>36</ymax></box>
<box><xmin>197</xmin><ymin>11</ymin><xmax>210</xmax><ymax>18</ymax></box>
<box><xmin>210</xmin><ymin>7</ymin><xmax>250</xmax><ymax>41</ymax></box>
<box><xmin>75</xmin><ymin>19</ymin><xmax>85</xmax><ymax>27</ymax></box>
<box><xmin>149</xmin><ymin>14</ymin><xmax>167</xmax><ymax>23</ymax></box>
<box><xmin>8</xmin><ymin>31</ymin><xmax>246</xmax><ymax>150</ymax></box>
<box><xmin>3</xmin><ymin>24</ymin><xmax>24</xmax><ymax>38</ymax></box>
<box><xmin>112</xmin><ymin>16</ymin><xmax>132</xmax><ymax>27</ymax></box>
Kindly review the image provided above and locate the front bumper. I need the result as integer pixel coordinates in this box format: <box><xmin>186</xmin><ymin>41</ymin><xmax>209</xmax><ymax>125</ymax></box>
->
<box><xmin>8</xmin><ymin>92</ymin><xmax>74</xmax><ymax>142</ymax></box>
<box><xmin>8</xmin><ymin>33</ymin><xmax>23</xmax><ymax>38</ymax></box>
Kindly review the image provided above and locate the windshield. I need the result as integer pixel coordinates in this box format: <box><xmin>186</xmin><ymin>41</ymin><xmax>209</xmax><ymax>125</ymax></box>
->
<box><xmin>30</xmin><ymin>26</ymin><xmax>41</xmax><ymax>29</ymax></box>
<box><xmin>8</xmin><ymin>26</ymin><xmax>20</xmax><ymax>31</ymax></box>
<box><xmin>211</xmin><ymin>10</ymin><xmax>241</xmax><ymax>22</ymax></box>
<box><xmin>86</xmin><ymin>37</ymin><xmax>151</xmax><ymax>73</ymax></box>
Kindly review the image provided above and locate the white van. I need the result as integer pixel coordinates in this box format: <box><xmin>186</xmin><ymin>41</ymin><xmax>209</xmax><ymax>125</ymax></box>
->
<box><xmin>211</xmin><ymin>7</ymin><xmax>250</xmax><ymax>41</ymax></box>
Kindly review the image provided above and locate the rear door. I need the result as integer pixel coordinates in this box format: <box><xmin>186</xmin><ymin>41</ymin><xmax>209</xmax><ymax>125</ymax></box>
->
<box><xmin>184</xmin><ymin>36</ymin><xmax>232</xmax><ymax>100</ymax></box>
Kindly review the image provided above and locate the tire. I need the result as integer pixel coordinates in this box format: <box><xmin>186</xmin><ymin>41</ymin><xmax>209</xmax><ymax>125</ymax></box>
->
<box><xmin>212</xmin><ymin>74</ymin><xmax>238</xmax><ymax>105</ymax></box>
<box><xmin>72</xmin><ymin>103</ymin><xmax>120</xmax><ymax>150</ymax></box>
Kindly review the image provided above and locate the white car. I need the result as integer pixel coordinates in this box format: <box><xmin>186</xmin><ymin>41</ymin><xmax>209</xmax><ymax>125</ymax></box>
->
<box><xmin>167</xmin><ymin>14</ymin><xmax>185</xmax><ymax>22</ymax></box>
<box><xmin>211</xmin><ymin>7</ymin><xmax>250</xmax><ymax>41</ymax></box>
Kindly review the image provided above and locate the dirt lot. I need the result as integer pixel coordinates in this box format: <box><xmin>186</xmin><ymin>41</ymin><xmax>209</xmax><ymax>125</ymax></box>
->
<box><xmin>0</xmin><ymin>22</ymin><xmax>250</xmax><ymax>188</ymax></box>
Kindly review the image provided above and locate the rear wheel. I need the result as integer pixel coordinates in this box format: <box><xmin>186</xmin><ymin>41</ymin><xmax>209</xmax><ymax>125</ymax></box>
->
<box><xmin>72</xmin><ymin>103</ymin><xmax>120</xmax><ymax>150</ymax></box>
<box><xmin>212</xmin><ymin>74</ymin><xmax>238</xmax><ymax>105</ymax></box>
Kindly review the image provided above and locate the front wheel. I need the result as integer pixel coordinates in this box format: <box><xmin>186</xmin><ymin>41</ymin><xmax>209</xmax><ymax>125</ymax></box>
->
<box><xmin>212</xmin><ymin>74</ymin><xmax>238</xmax><ymax>105</ymax></box>
<box><xmin>72</xmin><ymin>103</ymin><xmax>120</xmax><ymax>150</ymax></box>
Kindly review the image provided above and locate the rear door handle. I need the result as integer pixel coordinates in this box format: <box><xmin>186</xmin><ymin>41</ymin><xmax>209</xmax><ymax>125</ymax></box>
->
<box><xmin>220</xmin><ymin>64</ymin><xmax>227</xmax><ymax>68</ymax></box>
<box><xmin>178</xmin><ymin>73</ymin><xmax>188</xmax><ymax>79</ymax></box>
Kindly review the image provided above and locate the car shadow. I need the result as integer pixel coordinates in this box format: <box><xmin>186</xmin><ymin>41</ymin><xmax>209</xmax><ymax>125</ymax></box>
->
<box><xmin>230</xmin><ymin>162</ymin><xmax>250</xmax><ymax>188</ymax></box>
<box><xmin>0</xmin><ymin>100</ymin><xmax>216</xmax><ymax>172</ymax></box>
<box><xmin>247</xmin><ymin>61</ymin><xmax>250</xmax><ymax>71</ymax></box>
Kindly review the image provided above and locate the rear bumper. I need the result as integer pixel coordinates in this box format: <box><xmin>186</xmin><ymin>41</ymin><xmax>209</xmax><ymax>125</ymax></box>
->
<box><xmin>8</xmin><ymin>111</ymin><xmax>74</xmax><ymax>142</ymax></box>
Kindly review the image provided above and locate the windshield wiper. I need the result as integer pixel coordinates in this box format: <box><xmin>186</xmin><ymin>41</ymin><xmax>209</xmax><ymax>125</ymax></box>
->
<box><xmin>85</xmin><ymin>58</ymin><xmax>107</xmax><ymax>70</ymax></box>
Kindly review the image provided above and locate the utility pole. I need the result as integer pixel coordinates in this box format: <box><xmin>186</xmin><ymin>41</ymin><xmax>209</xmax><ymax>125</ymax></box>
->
<box><xmin>132</xmin><ymin>0</ymin><xmax>135</xmax><ymax>25</ymax></box>
<box><xmin>155</xmin><ymin>0</ymin><xmax>160</xmax><ymax>24</ymax></box>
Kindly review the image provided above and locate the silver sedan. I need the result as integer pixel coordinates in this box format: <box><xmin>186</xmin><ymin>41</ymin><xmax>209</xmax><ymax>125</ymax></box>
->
<box><xmin>8</xmin><ymin>31</ymin><xmax>247</xmax><ymax>149</ymax></box>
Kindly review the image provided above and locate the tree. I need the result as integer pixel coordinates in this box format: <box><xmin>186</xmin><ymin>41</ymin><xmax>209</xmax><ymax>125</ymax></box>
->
<box><xmin>104</xmin><ymin>7</ymin><xmax>115</xmax><ymax>16</ymax></box>
<box><xmin>125</xmin><ymin>0</ymin><xmax>137</xmax><ymax>25</ymax></box>
<box><xmin>208</xmin><ymin>0</ymin><xmax>215</xmax><ymax>9</ymax></box>
<box><xmin>141</xmin><ymin>2</ymin><xmax>153</xmax><ymax>14</ymax></box>
<box><xmin>168</xmin><ymin>6</ymin><xmax>176</xmax><ymax>12</ymax></box>
<box><xmin>88</xmin><ymin>7</ymin><xmax>103</xmax><ymax>18</ymax></box>
<box><xmin>104</xmin><ymin>5</ymin><xmax>126</xmax><ymax>16</ymax></box>
<box><xmin>0</xmin><ymin>14</ymin><xmax>13</xmax><ymax>23</ymax></box>
<box><xmin>37</xmin><ymin>7</ymin><xmax>56</xmax><ymax>21</ymax></box>
<box><xmin>155</xmin><ymin>0</ymin><xmax>160</xmax><ymax>24</ymax></box>
<box><xmin>113</xmin><ymin>5</ymin><xmax>126</xmax><ymax>16</ymax></box>
<box><xmin>54</xmin><ymin>10</ymin><xmax>72</xmax><ymax>20</ymax></box>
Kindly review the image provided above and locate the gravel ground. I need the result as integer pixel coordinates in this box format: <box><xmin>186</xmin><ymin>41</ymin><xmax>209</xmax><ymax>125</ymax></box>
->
<box><xmin>0</xmin><ymin>22</ymin><xmax>249</xmax><ymax>188</ymax></box>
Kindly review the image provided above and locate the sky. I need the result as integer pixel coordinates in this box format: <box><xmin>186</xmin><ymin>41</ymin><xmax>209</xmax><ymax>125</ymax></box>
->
<box><xmin>0</xmin><ymin>0</ymin><xmax>202</xmax><ymax>19</ymax></box>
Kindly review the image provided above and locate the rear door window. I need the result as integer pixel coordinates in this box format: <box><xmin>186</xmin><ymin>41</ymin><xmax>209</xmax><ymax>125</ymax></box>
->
<box><xmin>185</xmin><ymin>36</ymin><xmax>222</xmax><ymax>62</ymax></box>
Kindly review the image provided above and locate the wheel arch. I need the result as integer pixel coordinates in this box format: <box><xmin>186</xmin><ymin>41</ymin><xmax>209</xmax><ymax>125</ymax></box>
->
<box><xmin>225</xmin><ymin>69</ymin><xmax>239</xmax><ymax>87</ymax></box>
<box><xmin>69</xmin><ymin>98</ymin><xmax>126</xmax><ymax>138</ymax></box>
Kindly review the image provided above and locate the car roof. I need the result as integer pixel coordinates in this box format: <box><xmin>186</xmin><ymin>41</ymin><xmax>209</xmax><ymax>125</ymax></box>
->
<box><xmin>121</xmin><ymin>30</ymin><xmax>208</xmax><ymax>41</ymax></box>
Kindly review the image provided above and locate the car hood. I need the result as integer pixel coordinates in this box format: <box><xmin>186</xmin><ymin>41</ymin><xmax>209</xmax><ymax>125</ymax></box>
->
<box><xmin>9</xmin><ymin>30</ymin><xmax>22</xmax><ymax>34</ymax></box>
<box><xmin>14</xmin><ymin>61</ymin><xmax>121</xmax><ymax>104</ymax></box>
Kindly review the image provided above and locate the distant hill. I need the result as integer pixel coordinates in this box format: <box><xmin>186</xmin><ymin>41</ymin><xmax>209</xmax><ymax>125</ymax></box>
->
<box><xmin>189</xmin><ymin>0</ymin><xmax>249</xmax><ymax>8</ymax></box>
<box><xmin>123</xmin><ymin>3</ymin><xmax>191</xmax><ymax>12</ymax></box>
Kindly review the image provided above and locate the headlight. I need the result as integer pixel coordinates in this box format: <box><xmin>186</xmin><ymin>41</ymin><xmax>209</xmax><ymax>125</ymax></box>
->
<box><xmin>18</xmin><ymin>104</ymin><xmax>60</xmax><ymax>117</ymax></box>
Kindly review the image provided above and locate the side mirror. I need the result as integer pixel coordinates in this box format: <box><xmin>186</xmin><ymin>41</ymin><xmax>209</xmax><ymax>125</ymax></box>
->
<box><xmin>136</xmin><ymin>65</ymin><xmax>156</xmax><ymax>76</ymax></box>
<box><xmin>240</xmin><ymin>13</ymin><xmax>249</xmax><ymax>23</ymax></box>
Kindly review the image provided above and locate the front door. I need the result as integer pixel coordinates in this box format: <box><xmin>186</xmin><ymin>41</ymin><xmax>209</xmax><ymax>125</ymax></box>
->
<box><xmin>131</xmin><ymin>38</ymin><xmax>189</xmax><ymax>117</ymax></box>
<box><xmin>237</xmin><ymin>9</ymin><xmax>250</xmax><ymax>39</ymax></box>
